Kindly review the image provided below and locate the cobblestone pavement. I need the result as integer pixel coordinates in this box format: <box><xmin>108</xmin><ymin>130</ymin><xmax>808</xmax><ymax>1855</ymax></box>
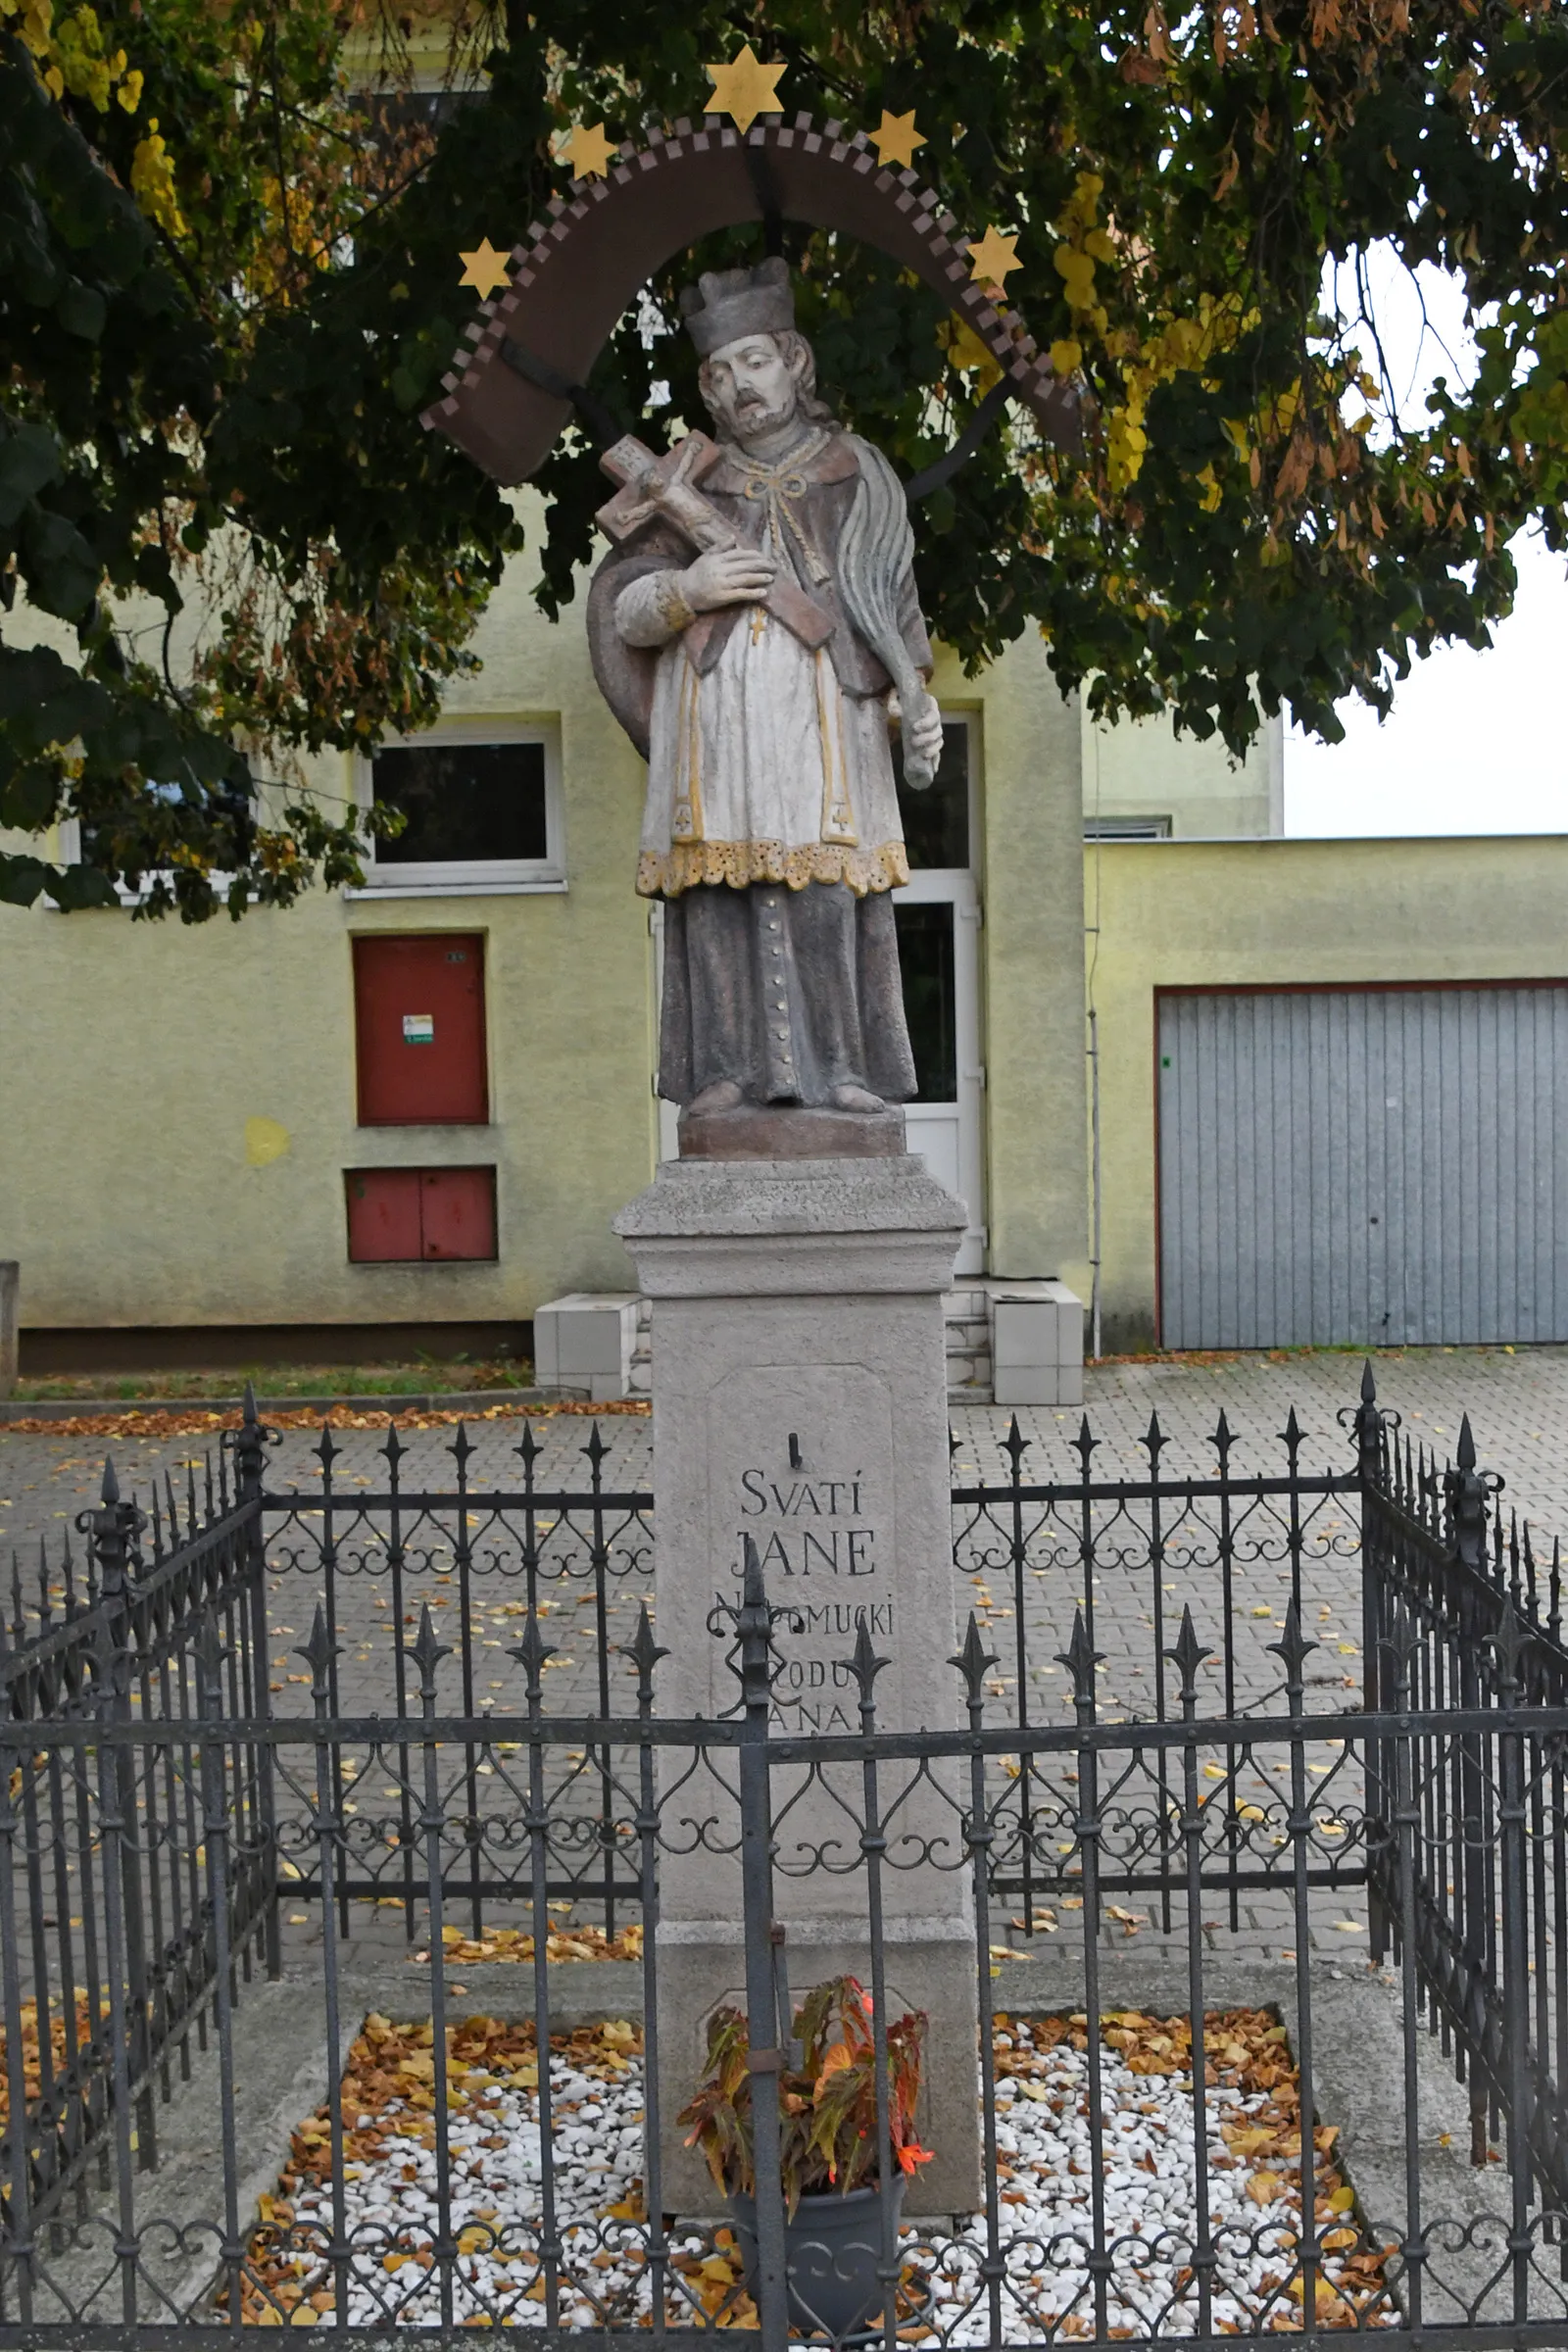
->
<box><xmin>3</xmin><ymin>1345</ymin><xmax>1563</xmax><ymax>1975</ymax></box>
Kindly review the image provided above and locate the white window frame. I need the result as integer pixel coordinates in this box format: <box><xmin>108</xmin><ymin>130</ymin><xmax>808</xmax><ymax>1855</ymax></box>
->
<box><xmin>1083</xmin><ymin>812</ymin><xmax>1172</xmax><ymax>841</ymax></box>
<box><xmin>892</xmin><ymin>709</ymin><xmax>987</xmax><ymax>1271</ymax></box>
<box><xmin>346</xmin><ymin>717</ymin><xmax>567</xmax><ymax>899</ymax></box>
<box><xmin>49</xmin><ymin>819</ymin><xmax>247</xmax><ymax>912</ymax></box>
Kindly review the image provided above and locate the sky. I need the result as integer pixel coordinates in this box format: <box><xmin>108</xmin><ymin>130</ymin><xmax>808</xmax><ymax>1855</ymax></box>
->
<box><xmin>1282</xmin><ymin>252</ymin><xmax>1568</xmax><ymax>839</ymax></box>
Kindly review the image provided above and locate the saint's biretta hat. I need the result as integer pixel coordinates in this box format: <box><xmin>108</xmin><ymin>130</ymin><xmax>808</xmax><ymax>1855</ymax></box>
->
<box><xmin>680</xmin><ymin>258</ymin><xmax>796</xmax><ymax>357</ymax></box>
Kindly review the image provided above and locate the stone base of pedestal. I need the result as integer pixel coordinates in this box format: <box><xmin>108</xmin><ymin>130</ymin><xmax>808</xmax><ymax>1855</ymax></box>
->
<box><xmin>613</xmin><ymin>1155</ymin><xmax>982</xmax><ymax>2220</ymax></box>
<box><xmin>677</xmin><ymin>1102</ymin><xmax>906</xmax><ymax>1160</ymax></box>
<box><xmin>657</xmin><ymin>1928</ymin><xmax>980</xmax><ymax>2220</ymax></box>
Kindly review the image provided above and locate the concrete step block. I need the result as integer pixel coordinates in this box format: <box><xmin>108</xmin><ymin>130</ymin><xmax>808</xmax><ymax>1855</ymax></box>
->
<box><xmin>991</xmin><ymin>1282</ymin><xmax>1085</xmax><ymax>1410</ymax></box>
<box><xmin>534</xmin><ymin>1292</ymin><xmax>640</xmax><ymax>1400</ymax></box>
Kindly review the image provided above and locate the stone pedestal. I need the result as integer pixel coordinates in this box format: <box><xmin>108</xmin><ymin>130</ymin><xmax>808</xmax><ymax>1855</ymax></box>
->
<box><xmin>613</xmin><ymin>1156</ymin><xmax>981</xmax><ymax>2217</ymax></box>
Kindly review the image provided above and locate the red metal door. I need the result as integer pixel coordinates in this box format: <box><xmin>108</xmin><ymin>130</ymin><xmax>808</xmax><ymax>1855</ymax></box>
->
<box><xmin>346</xmin><ymin>1167</ymin><xmax>497</xmax><ymax>1261</ymax></box>
<box><xmin>353</xmin><ymin>934</ymin><xmax>488</xmax><ymax>1125</ymax></box>
<box><xmin>419</xmin><ymin>1168</ymin><xmax>498</xmax><ymax>1260</ymax></box>
<box><xmin>345</xmin><ymin>1168</ymin><xmax>421</xmax><ymax>1261</ymax></box>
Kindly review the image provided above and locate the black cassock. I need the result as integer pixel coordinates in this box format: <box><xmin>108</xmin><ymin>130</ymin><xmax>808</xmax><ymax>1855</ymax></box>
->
<box><xmin>658</xmin><ymin>880</ymin><xmax>916</xmax><ymax>1108</ymax></box>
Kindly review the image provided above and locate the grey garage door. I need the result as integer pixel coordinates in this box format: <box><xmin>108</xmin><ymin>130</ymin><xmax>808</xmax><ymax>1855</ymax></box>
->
<box><xmin>1157</xmin><ymin>985</ymin><xmax>1568</xmax><ymax>1348</ymax></box>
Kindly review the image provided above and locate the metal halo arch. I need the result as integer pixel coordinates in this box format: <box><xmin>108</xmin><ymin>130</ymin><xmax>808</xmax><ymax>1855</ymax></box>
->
<box><xmin>420</xmin><ymin>108</ymin><xmax>1085</xmax><ymax>492</ymax></box>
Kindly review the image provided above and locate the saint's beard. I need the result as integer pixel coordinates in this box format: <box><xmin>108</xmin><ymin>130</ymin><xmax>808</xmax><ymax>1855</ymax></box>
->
<box><xmin>719</xmin><ymin>386</ymin><xmax>800</xmax><ymax>447</ymax></box>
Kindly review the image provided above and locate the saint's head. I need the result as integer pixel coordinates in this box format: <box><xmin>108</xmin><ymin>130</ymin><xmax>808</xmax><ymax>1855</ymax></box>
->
<box><xmin>680</xmin><ymin>260</ymin><xmax>833</xmax><ymax>450</ymax></box>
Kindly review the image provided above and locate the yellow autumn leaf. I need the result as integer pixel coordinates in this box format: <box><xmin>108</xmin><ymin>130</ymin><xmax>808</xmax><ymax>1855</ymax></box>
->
<box><xmin>813</xmin><ymin>2041</ymin><xmax>854</xmax><ymax>2099</ymax></box>
<box><xmin>1054</xmin><ymin>248</ymin><xmax>1097</xmax><ymax>310</ymax></box>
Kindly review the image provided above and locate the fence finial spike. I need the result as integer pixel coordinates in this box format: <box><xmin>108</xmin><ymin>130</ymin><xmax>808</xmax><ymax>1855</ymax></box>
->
<box><xmin>850</xmin><ymin>1616</ymin><xmax>890</xmax><ymax>1697</ymax></box>
<box><xmin>1166</xmin><ymin>1603</ymin><xmax>1209</xmax><ymax>1692</ymax></box>
<box><xmin>1058</xmin><ymin>1606</ymin><xmax>1103</xmax><ymax>1703</ymax></box>
<box><xmin>952</xmin><ymin>1611</ymin><xmax>997</xmax><ymax>1700</ymax></box>
<box><xmin>242</xmin><ymin>1378</ymin><xmax>258</xmax><ymax>1425</ymax></box>
<box><xmin>1266</xmin><ymin>1596</ymin><xmax>1315</xmax><ymax>1682</ymax></box>
<box><xmin>582</xmin><ymin>1420</ymin><xmax>608</xmax><ymax>1472</ymax></box>
<box><xmin>297</xmin><ymin>1604</ymin><xmax>341</xmax><ymax>1681</ymax></box>
<box><xmin>1145</xmin><ymin>1410</ymin><xmax>1163</xmax><ymax>1460</ymax></box>
<box><xmin>410</xmin><ymin>1602</ymin><xmax>452</xmax><ymax>1683</ymax></box>
<box><xmin>511</xmin><ymin>1608</ymin><xmax>555</xmax><ymax>1686</ymax></box>
<box><xmin>621</xmin><ymin>1602</ymin><xmax>666</xmax><ymax>1685</ymax></box>
<box><xmin>741</xmin><ymin>1530</ymin><xmax>766</xmax><ymax>1614</ymax></box>
<box><xmin>101</xmin><ymin>1454</ymin><xmax>120</xmax><ymax>1505</ymax></box>
<box><xmin>1456</xmin><ymin>1413</ymin><xmax>1476</xmax><ymax>1470</ymax></box>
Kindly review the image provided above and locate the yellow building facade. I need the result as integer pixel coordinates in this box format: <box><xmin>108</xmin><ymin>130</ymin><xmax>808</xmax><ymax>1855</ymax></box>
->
<box><xmin>1</xmin><ymin>542</ymin><xmax>1098</xmax><ymax>1354</ymax></box>
<box><xmin>12</xmin><ymin>532</ymin><xmax>1558</xmax><ymax>1367</ymax></box>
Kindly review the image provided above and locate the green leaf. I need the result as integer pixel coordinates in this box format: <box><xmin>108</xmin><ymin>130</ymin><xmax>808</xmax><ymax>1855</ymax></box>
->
<box><xmin>54</xmin><ymin>279</ymin><xmax>106</xmax><ymax>341</ymax></box>
<box><xmin>44</xmin><ymin>859</ymin><xmax>121</xmax><ymax>911</ymax></box>
<box><xmin>19</xmin><ymin>508</ymin><xmax>101</xmax><ymax>618</ymax></box>
<box><xmin>0</xmin><ymin>422</ymin><xmax>63</xmax><ymax>525</ymax></box>
<box><xmin>0</xmin><ymin>760</ymin><xmax>61</xmax><ymax>832</ymax></box>
<box><xmin>0</xmin><ymin>645</ymin><xmax>109</xmax><ymax>744</ymax></box>
<box><xmin>0</xmin><ymin>854</ymin><xmax>50</xmax><ymax>907</ymax></box>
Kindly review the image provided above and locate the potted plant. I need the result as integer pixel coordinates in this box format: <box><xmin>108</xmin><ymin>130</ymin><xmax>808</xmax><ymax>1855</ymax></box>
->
<box><xmin>678</xmin><ymin>1974</ymin><xmax>932</xmax><ymax>2338</ymax></box>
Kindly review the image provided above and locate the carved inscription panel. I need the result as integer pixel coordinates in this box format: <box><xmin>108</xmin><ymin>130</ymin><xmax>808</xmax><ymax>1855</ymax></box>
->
<box><xmin>706</xmin><ymin>1362</ymin><xmax>897</xmax><ymax>1733</ymax></box>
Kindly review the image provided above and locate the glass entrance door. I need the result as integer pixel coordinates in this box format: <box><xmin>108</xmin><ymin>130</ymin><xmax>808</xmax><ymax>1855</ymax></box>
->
<box><xmin>894</xmin><ymin>717</ymin><xmax>986</xmax><ymax>1273</ymax></box>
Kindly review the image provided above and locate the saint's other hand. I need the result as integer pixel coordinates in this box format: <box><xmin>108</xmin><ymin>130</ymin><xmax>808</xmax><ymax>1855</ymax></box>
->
<box><xmin>908</xmin><ymin>693</ymin><xmax>945</xmax><ymax>771</ymax></box>
<box><xmin>681</xmin><ymin>546</ymin><xmax>777</xmax><ymax>611</ymax></box>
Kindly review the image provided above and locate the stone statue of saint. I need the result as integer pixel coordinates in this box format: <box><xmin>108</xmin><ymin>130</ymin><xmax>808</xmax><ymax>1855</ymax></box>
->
<box><xmin>588</xmin><ymin>259</ymin><xmax>944</xmax><ymax>1132</ymax></box>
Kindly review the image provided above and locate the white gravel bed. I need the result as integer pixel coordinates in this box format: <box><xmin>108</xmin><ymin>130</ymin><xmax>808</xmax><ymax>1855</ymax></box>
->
<box><xmin>269</xmin><ymin>2027</ymin><xmax>655</xmax><ymax>2328</ymax></box>
<box><xmin>927</xmin><ymin>2022</ymin><xmax>1387</xmax><ymax>2340</ymax></box>
<box><xmin>259</xmin><ymin>2012</ymin><xmax>1386</xmax><ymax>2336</ymax></box>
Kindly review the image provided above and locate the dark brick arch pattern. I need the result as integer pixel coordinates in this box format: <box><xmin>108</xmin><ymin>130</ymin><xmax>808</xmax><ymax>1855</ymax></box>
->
<box><xmin>420</xmin><ymin>108</ymin><xmax>1086</xmax><ymax>483</ymax></box>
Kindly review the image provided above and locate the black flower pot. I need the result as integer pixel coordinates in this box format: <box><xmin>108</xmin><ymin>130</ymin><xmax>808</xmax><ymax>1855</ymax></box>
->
<box><xmin>729</xmin><ymin>2175</ymin><xmax>907</xmax><ymax>2340</ymax></box>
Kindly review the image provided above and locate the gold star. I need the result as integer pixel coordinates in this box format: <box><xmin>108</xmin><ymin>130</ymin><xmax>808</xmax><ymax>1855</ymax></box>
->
<box><xmin>966</xmin><ymin>224</ymin><xmax>1021</xmax><ymax>295</ymax></box>
<box><xmin>458</xmin><ymin>238</ymin><xmax>511</xmax><ymax>300</ymax></box>
<box><xmin>704</xmin><ymin>43</ymin><xmax>786</xmax><ymax>134</ymax></box>
<box><xmin>870</xmin><ymin>109</ymin><xmax>925</xmax><ymax>170</ymax></box>
<box><xmin>558</xmin><ymin>121</ymin><xmax>616</xmax><ymax>179</ymax></box>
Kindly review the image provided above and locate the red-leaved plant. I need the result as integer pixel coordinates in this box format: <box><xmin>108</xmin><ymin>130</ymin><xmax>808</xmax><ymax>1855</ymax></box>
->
<box><xmin>677</xmin><ymin>1974</ymin><xmax>932</xmax><ymax>2216</ymax></box>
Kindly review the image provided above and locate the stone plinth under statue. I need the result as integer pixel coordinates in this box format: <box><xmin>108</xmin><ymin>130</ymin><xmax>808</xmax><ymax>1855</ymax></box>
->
<box><xmin>614</xmin><ymin>1149</ymin><xmax>981</xmax><ymax>2215</ymax></box>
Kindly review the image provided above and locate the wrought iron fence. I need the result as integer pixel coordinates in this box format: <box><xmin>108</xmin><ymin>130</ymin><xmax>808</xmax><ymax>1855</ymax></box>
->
<box><xmin>0</xmin><ymin>1371</ymin><xmax>1564</xmax><ymax>2347</ymax></box>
